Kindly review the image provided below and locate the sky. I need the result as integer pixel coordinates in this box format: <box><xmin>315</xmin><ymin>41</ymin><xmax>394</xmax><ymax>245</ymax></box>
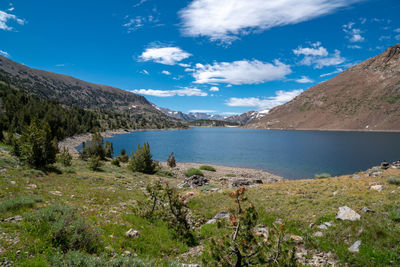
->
<box><xmin>1</xmin><ymin>0</ymin><xmax>400</xmax><ymax>115</ymax></box>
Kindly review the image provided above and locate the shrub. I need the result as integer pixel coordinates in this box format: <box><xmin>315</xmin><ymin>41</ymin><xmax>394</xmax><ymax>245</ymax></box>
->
<box><xmin>82</xmin><ymin>133</ymin><xmax>105</xmax><ymax>160</ymax></box>
<box><xmin>0</xmin><ymin>196</ymin><xmax>42</xmax><ymax>212</ymax></box>
<box><xmin>156</xmin><ymin>169</ymin><xmax>175</xmax><ymax>177</ymax></box>
<box><xmin>387</xmin><ymin>177</ymin><xmax>400</xmax><ymax>185</ymax></box>
<box><xmin>118</xmin><ymin>148</ymin><xmax>129</xmax><ymax>163</ymax></box>
<box><xmin>25</xmin><ymin>205</ymin><xmax>101</xmax><ymax>253</ymax></box>
<box><xmin>390</xmin><ymin>208</ymin><xmax>400</xmax><ymax>222</ymax></box>
<box><xmin>18</xmin><ymin>120</ymin><xmax>58</xmax><ymax>168</ymax></box>
<box><xmin>314</xmin><ymin>173</ymin><xmax>331</xmax><ymax>179</ymax></box>
<box><xmin>111</xmin><ymin>158</ymin><xmax>120</xmax><ymax>167</ymax></box>
<box><xmin>199</xmin><ymin>165</ymin><xmax>216</xmax><ymax>172</ymax></box>
<box><xmin>202</xmin><ymin>188</ymin><xmax>297</xmax><ymax>266</ymax></box>
<box><xmin>128</xmin><ymin>142</ymin><xmax>155</xmax><ymax>174</ymax></box>
<box><xmin>167</xmin><ymin>152</ymin><xmax>176</xmax><ymax>168</ymax></box>
<box><xmin>89</xmin><ymin>156</ymin><xmax>102</xmax><ymax>171</ymax></box>
<box><xmin>105</xmin><ymin>141</ymin><xmax>114</xmax><ymax>158</ymax></box>
<box><xmin>57</xmin><ymin>147</ymin><xmax>72</xmax><ymax>167</ymax></box>
<box><xmin>225</xmin><ymin>174</ymin><xmax>236</xmax><ymax>177</ymax></box>
<box><xmin>184</xmin><ymin>168</ymin><xmax>204</xmax><ymax>177</ymax></box>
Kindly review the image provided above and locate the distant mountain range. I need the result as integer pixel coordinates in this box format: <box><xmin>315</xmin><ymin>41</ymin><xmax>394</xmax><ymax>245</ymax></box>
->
<box><xmin>249</xmin><ymin>43</ymin><xmax>400</xmax><ymax>131</ymax></box>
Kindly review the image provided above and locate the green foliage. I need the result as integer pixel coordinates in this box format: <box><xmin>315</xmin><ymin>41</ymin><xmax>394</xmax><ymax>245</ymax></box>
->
<box><xmin>167</xmin><ymin>152</ymin><xmax>176</xmax><ymax>168</ymax></box>
<box><xmin>202</xmin><ymin>188</ymin><xmax>297</xmax><ymax>266</ymax></box>
<box><xmin>390</xmin><ymin>208</ymin><xmax>400</xmax><ymax>222</ymax></box>
<box><xmin>89</xmin><ymin>156</ymin><xmax>103</xmax><ymax>171</ymax></box>
<box><xmin>184</xmin><ymin>168</ymin><xmax>204</xmax><ymax>177</ymax></box>
<box><xmin>83</xmin><ymin>133</ymin><xmax>105</xmax><ymax>160</ymax></box>
<box><xmin>200</xmin><ymin>165</ymin><xmax>216</xmax><ymax>172</ymax></box>
<box><xmin>24</xmin><ymin>205</ymin><xmax>101</xmax><ymax>253</ymax></box>
<box><xmin>128</xmin><ymin>142</ymin><xmax>156</xmax><ymax>174</ymax></box>
<box><xmin>225</xmin><ymin>174</ymin><xmax>236</xmax><ymax>177</ymax></box>
<box><xmin>111</xmin><ymin>158</ymin><xmax>120</xmax><ymax>166</ymax></box>
<box><xmin>57</xmin><ymin>147</ymin><xmax>72</xmax><ymax>167</ymax></box>
<box><xmin>0</xmin><ymin>195</ymin><xmax>42</xmax><ymax>212</ymax></box>
<box><xmin>156</xmin><ymin>169</ymin><xmax>175</xmax><ymax>178</ymax></box>
<box><xmin>314</xmin><ymin>173</ymin><xmax>332</xmax><ymax>178</ymax></box>
<box><xmin>18</xmin><ymin>119</ymin><xmax>58</xmax><ymax>168</ymax></box>
<box><xmin>118</xmin><ymin>148</ymin><xmax>129</xmax><ymax>163</ymax></box>
<box><xmin>105</xmin><ymin>141</ymin><xmax>114</xmax><ymax>158</ymax></box>
<box><xmin>387</xmin><ymin>177</ymin><xmax>400</xmax><ymax>185</ymax></box>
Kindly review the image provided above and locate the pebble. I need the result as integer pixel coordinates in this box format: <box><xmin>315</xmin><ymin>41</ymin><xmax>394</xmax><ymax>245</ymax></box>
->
<box><xmin>370</xmin><ymin>185</ymin><xmax>383</xmax><ymax>192</ymax></box>
<box><xmin>348</xmin><ymin>240</ymin><xmax>361</xmax><ymax>253</ymax></box>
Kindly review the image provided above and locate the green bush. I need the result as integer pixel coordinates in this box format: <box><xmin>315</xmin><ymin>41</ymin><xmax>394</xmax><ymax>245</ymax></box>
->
<box><xmin>111</xmin><ymin>158</ymin><xmax>120</xmax><ymax>166</ymax></box>
<box><xmin>117</xmin><ymin>148</ymin><xmax>129</xmax><ymax>163</ymax></box>
<box><xmin>156</xmin><ymin>169</ymin><xmax>174</xmax><ymax>177</ymax></box>
<box><xmin>387</xmin><ymin>177</ymin><xmax>400</xmax><ymax>185</ymax></box>
<box><xmin>57</xmin><ymin>147</ymin><xmax>72</xmax><ymax>167</ymax></box>
<box><xmin>199</xmin><ymin>165</ymin><xmax>216</xmax><ymax>172</ymax></box>
<box><xmin>128</xmin><ymin>142</ymin><xmax>155</xmax><ymax>174</ymax></box>
<box><xmin>105</xmin><ymin>141</ymin><xmax>114</xmax><ymax>158</ymax></box>
<box><xmin>167</xmin><ymin>152</ymin><xmax>176</xmax><ymax>168</ymax></box>
<box><xmin>225</xmin><ymin>174</ymin><xmax>236</xmax><ymax>177</ymax></box>
<box><xmin>390</xmin><ymin>208</ymin><xmax>400</xmax><ymax>222</ymax></box>
<box><xmin>184</xmin><ymin>168</ymin><xmax>204</xmax><ymax>177</ymax></box>
<box><xmin>25</xmin><ymin>205</ymin><xmax>101</xmax><ymax>253</ymax></box>
<box><xmin>81</xmin><ymin>133</ymin><xmax>106</xmax><ymax>160</ymax></box>
<box><xmin>0</xmin><ymin>196</ymin><xmax>42</xmax><ymax>212</ymax></box>
<box><xmin>314</xmin><ymin>173</ymin><xmax>331</xmax><ymax>178</ymax></box>
<box><xmin>89</xmin><ymin>156</ymin><xmax>103</xmax><ymax>171</ymax></box>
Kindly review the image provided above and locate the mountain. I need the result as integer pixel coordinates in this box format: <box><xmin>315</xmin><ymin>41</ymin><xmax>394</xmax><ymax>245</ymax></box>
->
<box><xmin>0</xmin><ymin>55</ymin><xmax>186</xmax><ymax>129</ymax></box>
<box><xmin>155</xmin><ymin>106</ymin><xmax>226</xmax><ymax>121</ymax></box>
<box><xmin>225</xmin><ymin>110</ymin><xmax>269</xmax><ymax>125</ymax></box>
<box><xmin>250</xmin><ymin>43</ymin><xmax>400</xmax><ymax>131</ymax></box>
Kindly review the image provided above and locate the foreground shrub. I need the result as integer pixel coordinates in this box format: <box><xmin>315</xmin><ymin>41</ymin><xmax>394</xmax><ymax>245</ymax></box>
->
<box><xmin>25</xmin><ymin>205</ymin><xmax>101</xmax><ymax>253</ymax></box>
<box><xmin>0</xmin><ymin>196</ymin><xmax>42</xmax><ymax>212</ymax></box>
<box><xmin>57</xmin><ymin>147</ymin><xmax>72</xmax><ymax>167</ymax></box>
<box><xmin>199</xmin><ymin>165</ymin><xmax>216</xmax><ymax>172</ymax></box>
<box><xmin>167</xmin><ymin>152</ymin><xmax>176</xmax><ymax>168</ymax></box>
<box><xmin>184</xmin><ymin>168</ymin><xmax>204</xmax><ymax>177</ymax></box>
<box><xmin>387</xmin><ymin>177</ymin><xmax>400</xmax><ymax>185</ymax></box>
<box><xmin>202</xmin><ymin>187</ymin><xmax>297</xmax><ymax>266</ymax></box>
<box><xmin>105</xmin><ymin>141</ymin><xmax>114</xmax><ymax>158</ymax></box>
<box><xmin>89</xmin><ymin>156</ymin><xmax>103</xmax><ymax>171</ymax></box>
<box><xmin>118</xmin><ymin>148</ymin><xmax>129</xmax><ymax>163</ymax></box>
<box><xmin>314</xmin><ymin>173</ymin><xmax>331</xmax><ymax>178</ymax></box>
<box><xmin>111</xmin><ymin>158</ymin><xmax>120</xmax><ymax>166</ymax></box>
<box><xmin>128</xmin><ymin>142</ymin><xmax>155</xmax><ymax>174</ymax></box>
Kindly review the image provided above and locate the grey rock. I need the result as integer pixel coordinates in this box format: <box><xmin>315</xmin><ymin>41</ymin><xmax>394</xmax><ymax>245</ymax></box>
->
<box><xmin>361</xmin><ymin>207</ymin><xmax>375</xmax><ymax>213</ymax></box>
<box><xmin>318</xmin><ymin>224</ymin><xmax>328</xmax><ymax>230</ymax></box>
<box><xmin>125</xmin><ymin>228</ymin><xmax>139</xmax><ymax>238</ymax></box>
<box><xmin>1</xmin><ymin>215</ymin><xmax>22</xmax><ymax>223</ymax></box>
<box><xmin>206</xmin><ymin>211</ymin><xmax>229</xmax><ymax>224</ymax></box>
<box><xmin>348</xmin><ymin>240</ymin><xmax>361</xmax><ymax>253</ymax></box>
<box><xmin>254</xmin><ymin>227</ymin><xmax>269</xmax><ymax>238</ymax></box>
<box><xmin>380</xmin><ymin>161</ymin><xmax>390</xmax><ymax>170</ymax></box>
<box><xmin>353</xmin><ymin>175</ymin><xmax>361</xmax><ymax>179</ymax></box>
<box><xmin>370</xmin><ymin>185</ymin><xmax>383</xmax><ymax>192</ymax></box>
<box><xmin>336</xmin><ymin>206</ymin><xmax>361</xmax><ymax>221</ymax></box>
<box><xmin>231</xmin><ymin>178</ymin><xmax>253</xmax><ymax>187</ymax></box>
<box><xmin>178</xmin><ymin>175</ymin><xmax>209</xmax><ymax>188</ymax></box>
<box><xmin>313</xmin><ymin>231</ymin><xmax>323</xmax><ymax>237</ymax></box>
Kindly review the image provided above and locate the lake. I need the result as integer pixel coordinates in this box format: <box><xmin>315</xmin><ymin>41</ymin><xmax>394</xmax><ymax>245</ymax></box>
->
<box><xmin>102</xmin><ymin>127</ymin><xmax>400</xmax><ymax>179</ymax></box>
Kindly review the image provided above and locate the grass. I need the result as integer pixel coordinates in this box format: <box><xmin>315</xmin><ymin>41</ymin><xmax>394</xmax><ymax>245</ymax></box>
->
<box><xmin>199</xmin><ymin>165</ymin><xmax>216</xmax><ymax>172</ymax></box>
<box><xmin>184</xmin><ymin>168</ymin><xmax>204</xmax><ymax>177</ymax></box>
<box><xmin>0</xmin><ymin>196</ymin><xmax>42</xmax><ymax>212</ymax></box>
<box><xmin>387</xmin><ymin>177</ymin><xmax>400</xmax><ymax>185</ymax></box>
<box><xmin>314</xmin><ymin>173</ymin><xmax>332</xmax><ymax>178</ymax></box>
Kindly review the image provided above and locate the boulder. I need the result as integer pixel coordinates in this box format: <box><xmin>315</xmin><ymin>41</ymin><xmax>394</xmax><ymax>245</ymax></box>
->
<box><xmin>178</xmin><ymin>175</ymin><xmax>208</xmax><ymax>188</ymax></box>
<box><xmin>336</xmin><ymin>206</ymin><xmax>361</xmax><ymax>221</ymax></box>
<box><xmin>231</xmin><ymin>178</ymin><xmax>253</xmax><ymax>187</ymax></box>
<box><xmin>206</xmin><ymin>211</ymin><xmax>229</xmax><ymax>224</ymax></box>
<box><xmin>348</xmin><ymin>240</ymin><xmax>361</xmax><ymax>253</ymax></box>
<box><xmin>380</xmin><ymin>161</ymin><xmax>390</xmax><ymax>170</ymax></box>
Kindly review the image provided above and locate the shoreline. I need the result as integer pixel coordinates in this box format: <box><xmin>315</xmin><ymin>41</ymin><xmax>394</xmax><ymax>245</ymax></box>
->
<box><xmin>244</xmin><ymin>126</ymin><xmax>400</xmax><ymax>133</ymax></box>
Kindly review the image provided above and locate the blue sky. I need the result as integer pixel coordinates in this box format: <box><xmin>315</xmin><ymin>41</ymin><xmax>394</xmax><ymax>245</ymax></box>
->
<box><xmin>1</xmin><ymin>0</ymin><xmax>399</xmax><ymax>115</ymax></box>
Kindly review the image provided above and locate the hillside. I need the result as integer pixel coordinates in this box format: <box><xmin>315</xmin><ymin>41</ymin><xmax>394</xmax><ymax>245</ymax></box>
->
<box><xmin>250</xmin><ymin>43</ymin><xmax>400</xmax><ymax>131</ymax></box>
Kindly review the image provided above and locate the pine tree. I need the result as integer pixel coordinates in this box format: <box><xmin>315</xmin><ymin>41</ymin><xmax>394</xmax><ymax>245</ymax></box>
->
<box><xmin>105</xmin><ymin>141</ymin><xmax>114</xmax><ymax>158</ymax></box>
<box><xmin>128</xmin><ymin>142</ymin><xmax>155</xmax><ymax>174</ymax></box>
<box><xmin>167</xmin><ymin>152</ymin><xmax>176</xmax><ymax>168</ymax></box>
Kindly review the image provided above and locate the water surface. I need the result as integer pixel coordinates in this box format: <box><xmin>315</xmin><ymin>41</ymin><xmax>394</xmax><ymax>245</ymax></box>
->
<box><xmin>102</xmin><ymin>127</ymin><xmax>400</xmax><ymax>179</ymax></box>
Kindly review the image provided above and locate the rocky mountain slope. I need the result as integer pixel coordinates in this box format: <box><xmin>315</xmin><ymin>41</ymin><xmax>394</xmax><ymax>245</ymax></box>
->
<box><xmin>225</xmin><ymin>110</ymin><xmax>269</xmax><ymax>125</ymax></box>
<box><xmin>250</xmin><ymin>43</ymin><xmax>400</xmax><ymax>131</ymax></box>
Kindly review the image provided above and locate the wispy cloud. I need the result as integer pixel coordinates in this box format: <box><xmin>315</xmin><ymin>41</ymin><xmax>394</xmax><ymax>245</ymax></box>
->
<box><xmin>320</xmin><ymin>68</ymin><xmax>343</xmax><ymax>77</ymax></box>
<box><xmin>0</xmin><ymin>49</ymin><xmax>10</xmax><ymax>57</ymax></box>
<box><xmin>294</xmin><ymin>76</ymin><xmax>314</xmax><ymax>83</ymax></box>
<box><xmin>225</xmin><ymin>89</ymin><xmax>303</xmax><ymax>110</ymax></box>
<box><xmin>139</xmin><ymin>46</ymin><xmax>191</xmax><ymax>65</ymax></box>
<box><xmin>133</xmin><ymin>0</ymin><xmax>150</xmax><ymax>8</ymax></box>
<box><xmin>343</xmin><ymin>22</ymin><xmax>365</xmax><ymax>42</ymax></box>
<box><xmin>161</xmin><ymin>70</ymin><xmax>171</xmax><ymax>75</ymax></box>
<box><xmin>347</xmin><ymin>45</ymin><xmax>361</xmax><ymax>49</ymax></box>
<box><xmin>294</xmin><ymin>42</ymin><xmax>345</xmax><ymax>69</ymax></box>
<box><xmin>132</xmin><ymin>87</ymin><xmax>207</xmax><ymax>97</ymax></box>
<box><xmin>140</xmin><ymin>69</ymin><xmax>149</xmax><ymax>75</ymax></box>
<box><xmin>179</xmin><ymin>0</ymin><xmax>361</xmax><ymax>43</ymax></box>
<box><xmin>191</xmin><ymin>59</ymin><xmax>291</xmax><ymax>85</ymax></box>
<box><xmin>0</xmin><ymin>9</ymin><xmax>25</xmax><ymax>31</ymax></box>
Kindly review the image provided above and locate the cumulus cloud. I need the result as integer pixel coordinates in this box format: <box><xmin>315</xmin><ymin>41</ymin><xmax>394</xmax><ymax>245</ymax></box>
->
<box><xmin>161</xmin><ymin>70</ymin><xmax>171</xmax><ymax>75</ymax></box>
<box><xmin>295</xmin><ymin>76</ymin><xmax>314</xmax><ymax>83</ymax></box>
<box><xmin>132</xmin><ymin>87</ymin><xmax>207</xmax><ymax>97</ymax></box>
<box><xmin>209</xmin><ymin>86</ymin><xmax>219</xmax><ymax>92</ymax></box>
<box><xmin>139</xmin><ymin>46</ymin><xmax>191</xmax><ymax>65</ymax></box>
<box><xmin>294</xmin><ymin>42</ymin><xmax>345</xmax><ymax>69</ymax></box>
<box><xmin>225</xmin><ymin>89</ymin><xmax>303</xmax><ymax>110</ymax></box>
<box><xmin>342</xmin><ymin>22</ymin><xmax>365</xmax><ymax>42</ymax></box>
<box><xmin>0</xmin><ymin>49</ymin><xmax>9</xmax><ymax>57</ymax></box>
<box><xmin>191</xmin><ymin>59</ymin><xmax>291</xmax><ymax>85</ymax></box>
<box><xmin>179</xmin><ymin>0</ymin><xmax>361</xmax><ymax>42</ymax></box>
<box><xmin>0</xmin><ymin>10</ymin><xmax>25</xmax><ymax>31</ymax></box>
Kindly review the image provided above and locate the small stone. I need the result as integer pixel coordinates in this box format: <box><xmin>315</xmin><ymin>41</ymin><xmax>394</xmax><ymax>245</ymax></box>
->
<box><xmin>348</xmin><ymin>240</ymin><xmax>361</xmax><ymax>253</ymax></box>
<box><xmin>274</xmin><ymin>218</ymin><xmax>283</xmax><ymax>225</ymax></box>
<box><xmin>290</xmin><ymin>234</ymin><xmax>303</xmax><ymax>243</ymax></box>
<box><xmin>318</xmin><ymin>224</ymin><xmax>328</xmax><ymax>230</ymax></box>
<box><xmin>309</xmin><ymin>223</ymin><xmax>315</xmax><ymax>228</ymax></box>
<box><xmin>361</xmin><ymin>207</ymin><xmax>374</xmax><ymax>213</ymax></box>
<box><xmin>50</xmin><ymin>191</ymin><xmax>63</xmax><ymax>196</ymax></box>
<box><xmin>123</xmin><ymin>250</ymin><xmax>131</xmax><ymax>255</ymax></box>
<box><xmin>353</xmin><ymin>175</ymin><xmax>361</xmax><ymax>179</ymax></box>
<box><xmin>206</xmin><ymin>211</ymin><xmax>229</xmax><ymax>224</ymax></box>
<box><xmin>332</xmin><ymin>190</ymin><xmax>338</xmax><ymax>196</ymax></box>
<box><xmin>125</xmin><ymin>228</ymin><xmax>139</xmax><ymax>238</ymax></box>
<box><xmin>28</xmin><ymin>184</ymin><xmax>37</xmax><ymax>189</ymax></box>
<box><xmin>370</xmin><ymin>185</ymin><xmax>383</xmax><ymax>192</ymax></box>
<box><xmin>10</xmin><ymin>181</ymin><xmax>16</xmax><ymax>185</ymax></box>
<box><xmin>254</xmin><ymin>227</ymin><xmax>269</xmax><ymax>238</ymax></box>
<box><xmin>324</xmin><ymin>222</ymin><xmax>333</xmax><ymax>227</ymax></box>
<box><xmin>313</xmin><ymin>231</ymin><xmax>323</xmax><ymax>237</ymax></box>
<box><xmin>336</xmin><ymin>206</ymin><xmax>361</xmax><ymax>221</ymax></box>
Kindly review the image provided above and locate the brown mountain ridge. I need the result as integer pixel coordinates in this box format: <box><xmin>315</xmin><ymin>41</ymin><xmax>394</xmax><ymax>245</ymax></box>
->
<box><xmin>250</xmin><ymin>43</ymin><xmax>400</xmax><ymax>131</ymax></box>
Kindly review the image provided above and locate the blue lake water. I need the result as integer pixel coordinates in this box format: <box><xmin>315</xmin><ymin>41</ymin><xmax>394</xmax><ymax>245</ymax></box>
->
<box><xmin>100</xmin><ymin>127</ymin><xmax>400</xmax><ymax>179</ymax></box>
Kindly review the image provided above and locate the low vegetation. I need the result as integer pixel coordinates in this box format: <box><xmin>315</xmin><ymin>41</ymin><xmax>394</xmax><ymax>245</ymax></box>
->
<box><xmin>314</xmin><ymin>173</ymin><xmax>332</xmax><ymax>178</ymax></box>
<box><xmin>184</xmin><ymin>168</ymin><xmax>204</xmax><ymax>177</ymax></box>
<box><xmin>387</xmin><ymin>177</ymin><xmax>400</xmax><ymax>185</ymax></box>
<box><xmin>128</xmin><ymin>142</ymin><xmax>156</xmax><ymax>174</ymax></box>
<box><xmin>199</xmin><ymin>165</ymin><xmax>216</xmax><ymax>172</ymax></box>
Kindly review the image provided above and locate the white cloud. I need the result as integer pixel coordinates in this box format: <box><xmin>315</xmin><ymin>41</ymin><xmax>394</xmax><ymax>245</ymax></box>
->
<box><xmin>139</xmin><ymin>46</ymin><xmax>191</xmax><ymax>65</ymax></box>
<box><xmin>342</xmin><ymin>22</ymin><xmax>365</xmax><ymax>42</ymax></box>
<box><xmin>225</xmin><ymin>89</ymin><xmax>303</xmax><ymax>110</ymax></box>
<box><xmin>188</xmin><ymin>109</ymin><xmax>216</xmax><ymax>113</ymax></box>
<box><xmin>133</xmin><ymin>0</ymin><xmax>149</xmax><ymax>8</ymax></box>
<box><xmin>179</xmin><ymin>0</ymin><xmax>361</xmax><ymax>42</ymax></box>
<box><xmin>295</xmin><ymin>76</ymin><xmax>314</xmax><ymax>83</ymax></box>
<box><xmin>132</xmin><ymin>87</ymin><xmax>207</xmax><ymax>97</ymax></box>
<box><xmin>0</xmin><ymin>49</ymin><xmax>9</xmax><ymax>57</ymax></box>
<box><xmin>161</xmin><ymin>70</ymin><xmax>171</xmax><ymax>75</ymax></box>
<box><xmin>347</xmin><ymin>45</ymin><xmax>361</xmax><ymax>49</ymax></box>
<box><xmin>294</xmin><ymin>43</ymin><xmax>345</xmax><ymax>69</ymax></box>
<box><xmin>319</xmin><ymin>68</ymin><xmax>343</xmax><ymax>77</ymax></box>
<box><xmin>140</xmin><ymin>69</ymin><xmax>149</xmax><ymax>75</ymax></box>
<box><xmin>209</xmin><ymin>86</ymin><xmax>219</xmax><ymax>92</ymax></box>
<box><xmin>178</xmin><ymin>63</ymin><xmax>191</xmax><ymax>67</ymax></box>
<box><xmin>394</xmin><ymin>28</ymin><xmax>400</xmax><ymax>33</ymax></box>
<box><xmin>123</xmin><ymin>14</ymin><xmax>160</xmax><ymax>32</ymax></box>
<box><xmin>192</xmin><ymin>59</ymin><xmax>291</xmax><ymax>85</ymax></box>
<box><xmin>0</xmin><ymin>10</ymin><xmax>25</xmax><ymax>31</ymax></box>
